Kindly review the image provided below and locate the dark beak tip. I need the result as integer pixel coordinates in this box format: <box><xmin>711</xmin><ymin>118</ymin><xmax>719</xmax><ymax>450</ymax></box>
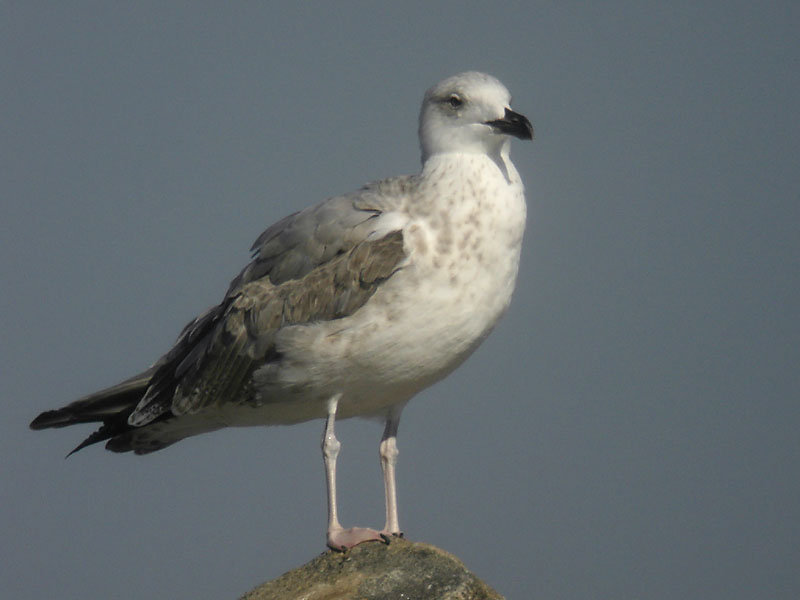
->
<box><xmin>487</xmin><ymin>108</ymin><xmax>534</xmax><ymax>141</ymax></box>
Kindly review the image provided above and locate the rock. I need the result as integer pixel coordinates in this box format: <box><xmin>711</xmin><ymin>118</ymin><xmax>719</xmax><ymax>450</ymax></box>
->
<box><xmin>240</xmin><ymin>537</ymin><xmax>504</xmax><ymax>600</ymax></box>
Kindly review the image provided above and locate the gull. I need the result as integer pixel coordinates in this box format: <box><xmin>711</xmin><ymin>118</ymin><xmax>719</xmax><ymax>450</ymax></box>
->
<box><xmin>30</xmin><ymin>71</ymin><xmax>533</xmax><ymax>551</ymax></box>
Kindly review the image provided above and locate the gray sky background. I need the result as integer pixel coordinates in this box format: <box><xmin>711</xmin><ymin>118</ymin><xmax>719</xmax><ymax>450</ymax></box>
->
<box><xmin>3</xmin><ymin>3</ymin><xmax>799</xmax><ymax>599</ymax></box>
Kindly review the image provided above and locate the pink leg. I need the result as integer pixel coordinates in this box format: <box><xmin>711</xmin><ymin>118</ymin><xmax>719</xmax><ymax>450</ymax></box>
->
<box><xmin>379</xmin><ymin>408</ymin><xmax>403</xmax><ymax>537</ymax></box>
<box><xmin>322</xmin><ymin>395</ymin><xmax>384</xmax><ymax>551</ymax></box>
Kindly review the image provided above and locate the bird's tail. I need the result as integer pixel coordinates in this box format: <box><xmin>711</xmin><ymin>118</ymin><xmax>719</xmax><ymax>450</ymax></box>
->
<box><xmin>30</xmin><ymin>370</ymin><xmax>153</xmax><ymax>455</ymax></box>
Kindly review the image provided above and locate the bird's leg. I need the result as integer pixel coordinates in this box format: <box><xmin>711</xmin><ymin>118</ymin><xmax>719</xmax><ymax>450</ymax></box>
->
<box><xmin>322</xmin><ymin>394</ymin><xmax>344</xmax><ymax>538</ymax></box>
<box><xmin>322</xmin><ymin>394</ymin><xmax>385</xmax><ymax>551</ymax></box>
<box><xmin>379</xmin><ymin>408</ymin><xmax>403</xmax><ymax>539</ymax></box>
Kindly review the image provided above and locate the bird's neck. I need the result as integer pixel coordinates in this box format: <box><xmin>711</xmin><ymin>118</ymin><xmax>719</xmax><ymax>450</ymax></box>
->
<box><xmin>420</xmin><ymin>148</ymin><xmax>520</xmax><ymax>186</ymax></box>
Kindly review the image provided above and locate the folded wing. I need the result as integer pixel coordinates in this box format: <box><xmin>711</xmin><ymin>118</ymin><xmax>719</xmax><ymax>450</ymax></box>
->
<box><xmin>30</xmin><ymin>181</ymin><xmax>411</xmax><ymax>453</ymax></box>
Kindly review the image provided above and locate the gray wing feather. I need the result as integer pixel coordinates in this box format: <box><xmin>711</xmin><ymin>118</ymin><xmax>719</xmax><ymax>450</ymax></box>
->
<box><xmin>166</xmin><ymin>229</ymin><xmax>405</xmax><ymax>419</ymax></box>
<box><xmin>129</xmin><ymin>182</ymin><xmax>412</xmax><ymax>427</ymax></box>
<box><xmin>231</xmin><ymin>194</ymin><xmax>389</xmax><ymax>291</ymax></box>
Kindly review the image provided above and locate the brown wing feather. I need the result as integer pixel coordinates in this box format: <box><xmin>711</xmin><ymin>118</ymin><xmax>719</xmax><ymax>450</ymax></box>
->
<box><xmin>134</xmin><ymin>230</ymin><xmax>406</xmax><ymax>422</ymax></box>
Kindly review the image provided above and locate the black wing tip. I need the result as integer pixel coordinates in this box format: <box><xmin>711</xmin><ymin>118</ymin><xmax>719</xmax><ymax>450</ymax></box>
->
<box><xmin>30</xmin><ymin>409</ymin><xmax>69</xmax><ymax>430</ymax></box>
<box><xmin>32</xmin><ymin>409</ymin><xmax>136</xmax><ymax>456</ymax></box>
<box><xmin>66</xmin><ymin>425</ymin><xmax>128</xmax><ymax>457</ymax></box>
<box><xmin>65</xmin><ymin>441</ymin><xmax>89</xmax><ymax>458</ymax></box>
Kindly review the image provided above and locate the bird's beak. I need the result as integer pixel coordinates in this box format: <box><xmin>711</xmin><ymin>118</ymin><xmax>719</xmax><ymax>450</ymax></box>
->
<box><xmin>486</xmin><ymin>108</ymin><xmax>533</xmax><ymax>140</ymax></box>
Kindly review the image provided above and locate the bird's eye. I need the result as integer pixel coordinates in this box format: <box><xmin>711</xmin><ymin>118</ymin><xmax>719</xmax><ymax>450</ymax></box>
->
<box><xmin>447</xmin><ymin>94</ymin><xmax>463</xmax><ymax>108</ymax></box>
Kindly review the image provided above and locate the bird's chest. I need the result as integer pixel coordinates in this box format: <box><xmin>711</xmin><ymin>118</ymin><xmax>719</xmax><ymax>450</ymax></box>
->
<box><xmin>410</xmin><ymin>157</ymin><xmax>524</xmax><ymax>295</ymax></box>
<box><xmin>352</xmin><ymin>162</ymin><xmax>526</xmax><ymax>382</ymax></box>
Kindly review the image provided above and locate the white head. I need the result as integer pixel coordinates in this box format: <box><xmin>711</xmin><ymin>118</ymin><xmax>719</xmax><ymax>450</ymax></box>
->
<box><xmin>418</xmin><ymin>71</ymin><xmax>532</xmax><ymax>163</ymax></box>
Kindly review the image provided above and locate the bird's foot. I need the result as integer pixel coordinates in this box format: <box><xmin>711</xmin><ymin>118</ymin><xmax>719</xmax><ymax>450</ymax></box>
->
<box><xmin>379</xmin><ymin>530</ymin><xmax>404</xmax><ymax>544</ymax></box>
<box><xmin>327</xmin><ymin>526</ymin><xmax>395</xmax><ymax>552</ymax></box>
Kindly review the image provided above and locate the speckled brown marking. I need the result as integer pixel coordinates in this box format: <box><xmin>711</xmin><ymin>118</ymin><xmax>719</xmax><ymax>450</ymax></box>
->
<box><xmin>436</xmin><ymin>224</ymin><xmax>453</xmax><ymax>255</ymax></box>
<box><xmin>408</xmin><ymin>224</ymin><xmax>428</xmax><ymax>256</ymax></box>
<box><xmin>458</xmin><ymin>229</ymin><xmax>473</xmax><ymax>250</ymax></box>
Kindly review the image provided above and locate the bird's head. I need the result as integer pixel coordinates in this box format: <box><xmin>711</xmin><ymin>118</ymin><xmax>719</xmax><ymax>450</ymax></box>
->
<box><xmin>418</xmin><ymin>71</ymin><xmax>533</xmax><ymax>163</ymax></box>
